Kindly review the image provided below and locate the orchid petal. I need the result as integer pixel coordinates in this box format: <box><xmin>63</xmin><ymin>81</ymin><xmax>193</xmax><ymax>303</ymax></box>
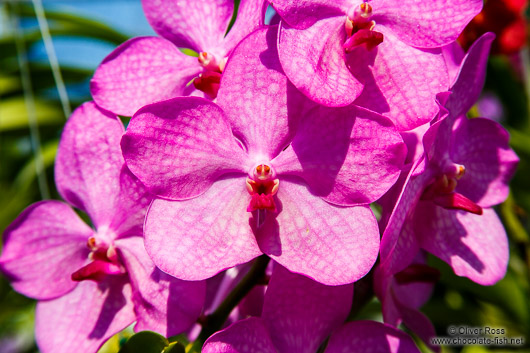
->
<box><xmin>442</xmin><ymin>42</ymin><xmax>465</xmax><ymax>84</ymax></box>
<box><xmin>91</xmin><ymin>37</ymin><xmax>202</xmax><ymax>117</ymax></box>
<box><xmin>116</xmin><ymin>237</ymin><xmax>206</xmax><ymax>336</ymax></box>
<box><xmin>417</xmin><ymin>205</ymin><xmax>509</xmax><ymax>285</ymax></box>
<box><xmin>394</xmin><ymin>299</ymin><xmax>439</xmax><ymax>352</ymax></box>
<box><xmin>203</xmin><ymin>317</ymin><xmax>277</xmax><ymax>353</ymax></box>
<box><xmin>393</xmin><ymin>266</ymin><xmax>436</xmax><ymax>309</ymax></box>
<box><xmin>238</xmin><ymin>285</ymin><xmax>266</xmax><ymax>319</ymax></box>
<box><xmin>278</xmin><ymin>17</ymin><xmax>363</xmax><ymax>107</ymax></box>
<box><xmin>383</xmin><ymin>292</ymin><xmax>438</xmax><ymax>352</ymax></box>
<box><xmin>55</xmin><ymin>102</ymin><xmax>124</xmax><ymax>228</ymax></box>
<box><xmin>422</xmin><ymin>115</ymin><xmax>448</xmax><ymax>166</ymax></box>
<box><xmin>380</xmin><ymin>287</ymin><xmax>402</xmax><ymax>327</ymax></box>
<box><xmin>262</xmin><ymin>265</ymin><xmax>353</xmax><ymax>353</ymax></box>
<box><xmin>256</xmin><ymin>179</ymin><xmax>379</xmax><ymax>285</ymax></box>
<box><xmin>371</xmin><ymin>0</ymin><xmax>482</xmax><ymax>48</ymax></box>
<box><xmin>401</xmin><ymin>122</ymin><xmax>431</xmax><ymax>166</ymax></box>
<box><xmin>141</xmin><ymin>0</ymin><xmax>233</xmax><ymax>52</ymax></box>
<box><xmin>273</xmin><ymin>105</ymin><xmax>405</xmax><ymax>206</ymax></box>
<box><xmin>122</xmin><ymin>97</ymin><xmax>247</xmax><ymax>200</ymax></box>
<box><xmin>203</xmin><ymin>264</ymin><xmax>253</xmax><ymax>315</ymax></box>
<box><xmin>35</xmin><ymin>277</ymin><xmax>135</xmax><ymax>353</ymax></box>
<box><xmin>144</xmin><ymin>177</ymin><xmax>262</xmax><ymax>281</ymax></box>
<box><xmin>451</xmin><ymin>117</ymin><xmax>518</xmax><ymax>207</ymax></box>
<box><xmin>0</xmin><ymin>201</ymin><xmax>91</xmax><ymax>300</ymax></box>
<box><xmin>445</xmin><ymin>33</ymin><xmax>495</xmax><ymax>119</ymax></box>
<box><xmin>110</xmin><ymin>166</ymin><xmax>153</xmax><ymax>237</ymax></box>
<box><xmin>222</xmin><ymin>0</ymin><xmax>268</xmax><ymax>52</ymax></box>
<box><xmin>350</xmin><ymin>30</ymin><xmax>449</xmax><ymax>131</ymax></box>
<box><xmin>272</xmin><ymin>0</ymin><xmax>349</xmax><ymax>29</ymax></box>
<box><xmin>380</xmin><ymin>161</ymin><xmax>433</xmax><ymax>276</ymax></box>
<box><xmin>325</xmin><ymin>321</ymin><xmax>421</xmax><ymax>353</ymax></box>
<box><xmin>217</xmin><ymin>26</ymin><xmax>312</xmax><ymax>160</ymax></box>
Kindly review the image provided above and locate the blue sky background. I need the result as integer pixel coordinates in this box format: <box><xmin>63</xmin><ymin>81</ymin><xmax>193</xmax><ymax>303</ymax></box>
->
<box><xmin>33</xmin><ymin>0</ymin><xmax>155</xmax><ymax>69</ymax></box>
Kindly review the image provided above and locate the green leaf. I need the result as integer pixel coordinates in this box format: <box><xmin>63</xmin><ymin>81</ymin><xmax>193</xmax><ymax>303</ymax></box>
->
<box><xmin>163</xmin><ymin>342</ymin><xmax>185</xmax><ymax>353</ymax></box>
<box><xmin>0</xmin><ymin>140</ymin><xmax>58</xmax><ymax>234</ymax></box>
<box><xmin>118</xmin><ymin>331</ymin><xmax>169</xmax><ymax>353</ymax></box>
<box><xmin>501</xmin><ymin>193</ymin><xmax>530</xmax><ymax>243</ymax></box>
<box><xmin>168</xmin><ymin>333</ymin><xmax>189</xmax><ymax>346</ymax></box>
<box><xmin>0</xmin><ymin>97</ymin><xmax>63</xmax><ymax>131</ymax></box>
<box><xmin>509</xmin><ymin>128</ymin><xmax>530</xmax><ymax>158</ymax></box>
<box><xmin>12</xmin><ymin>4</ymin><xmax>129</xmax><ymax>45</ymax></box>
<box><xmin>0</xmin><ymin>74</ymin><xmax>21</xmax><ymax>95</ymax></box>
<box><xmin>179</xmin><ymin>48</ymin><xmax>198</xmax><ymax>57</ymax></box>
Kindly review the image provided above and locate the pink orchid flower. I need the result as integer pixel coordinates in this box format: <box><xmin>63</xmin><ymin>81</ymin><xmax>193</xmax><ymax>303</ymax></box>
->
<box><xmin>203</xmin><ymin>264</ymin><xmax>421</xmax><ymax>353</ymax></box>
<box><xmin>272</xmin><ymin>0</ymin><xmax>483</xmax><ymax>130</ymax></box>
<box><xmin>90</xmin><ymin>0</ymin><xmax>267</xmax><ymax>116</ymax></box>
<box><xmin>121</xmin><ymin>26</ymin><xmax>406</xmax><ymax>285</ymax></box>
<box><xmin>379</xmin><ymin>33</ymin><xmax>519</xmax><ymax>285</ymax></box>
<box><xmin>374</xmin><ymin>252</ymin><xmax>440</xmax><ymax>352</ymax></box>
<box><xmin>0</xmin><ymin>102</ymin><xmax>205</xmax><ymax>353</ymax></box>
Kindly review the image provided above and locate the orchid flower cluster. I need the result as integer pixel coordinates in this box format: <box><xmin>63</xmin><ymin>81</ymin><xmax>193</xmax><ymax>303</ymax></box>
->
<box><xmin>0</xmin><ymin>0</ymin><xmax>520</xmax><ymax>352</ymax></box>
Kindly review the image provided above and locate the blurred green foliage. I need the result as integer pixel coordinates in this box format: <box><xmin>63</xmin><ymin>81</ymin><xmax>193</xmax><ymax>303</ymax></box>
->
<box><xmin>0</xmin><ymin>2</ymin><xmax>129</xmax><ymax>352</ymax></box>
<box><xmin>0</xmin><ymin>1</ymin><xmax>529</xmax><ymax>353</ymax></box>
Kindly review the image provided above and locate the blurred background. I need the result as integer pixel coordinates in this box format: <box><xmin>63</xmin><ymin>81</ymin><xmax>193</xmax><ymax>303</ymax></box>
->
<box><xmin>0</xmin><ymin>1</ymin><xmax>529</xmax><ymax>352</ymax></box>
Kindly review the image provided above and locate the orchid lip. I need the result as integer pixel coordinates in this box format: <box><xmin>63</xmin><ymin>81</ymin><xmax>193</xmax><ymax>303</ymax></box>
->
<box><xmin>71</xmin><ymin>259</ymin><xmax>125</xmax><ymax>282</ymax></box>
<box><xmin>193</xmin><ymin>71</ymin><xmax>221</xmax><ymax>99</ymax></box>
<box><xmin>246</xmin><ymin>163</ymin><xmax>279</xmax><ymax>214</ymax></box>
<box><xmin>72</xmin><ymin>233</ymin><xmax>125</xmax><ymax>282</ymax></box>
<box><xmin>195</xmin><ymin>51</ymin><xmax>227</xmax><ymax>98</ymax></box>
<box><xmin>421</xmin><ymin>166</ymin><xmax>483</xmax><ymax>215</ymax></box>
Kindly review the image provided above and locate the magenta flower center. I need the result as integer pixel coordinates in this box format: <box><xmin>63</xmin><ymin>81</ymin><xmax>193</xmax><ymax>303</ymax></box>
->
<box><xmin>421</xmin><ymin>164</ymin><xmax>483</xmax><ymax>215</ymax></box>
<box><xmin>193</xmin><ymin>51</ymin><xmax>227</xmax><ymax>99</ymax></box>
<box><xmin>71</xmin><ymin>233</ymin><xmax>126</xmax><ymax>282</ymax></box>
<box><xmin>245</xmin><ymin>163</ymin><xmax>280</xmax><ymax>213</ymax></box>
<box><xmin>343</xmin><ymin>2</ymin><xmax>384</xmax><ymax>52</ymax></box>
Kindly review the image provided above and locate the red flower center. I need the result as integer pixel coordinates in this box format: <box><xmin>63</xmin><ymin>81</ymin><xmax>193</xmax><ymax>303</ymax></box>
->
<box><xmin>343</xmin><ymin>3</ymin><xmax>384</xmax><ymax>52</ymax></box>
<box><xmin>246</xmin><ymin>163</ymin><xmax>279</xmax><ymax>213</ymax></box>
<box><xmin>421</xmin><ymin>164</ymin><xmax>483</xmax><ymax>215</ymax></box>
<box><xmin>71</xmin><ymin>235</ymin><xmax>125</xmax><ymax>282</ymax></box>
<box><xmin>193</xmin><ymin>51</ymin><xmax>227</xmax><ymax>99</ymax></box>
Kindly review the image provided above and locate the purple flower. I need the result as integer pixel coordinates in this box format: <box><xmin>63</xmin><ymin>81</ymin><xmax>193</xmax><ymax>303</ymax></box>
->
<box><xmin>122</xmin><ymin>26</ymin><xmax>406</xmax><ymax>285</ymax></box>
<box><xmin>477</xmin><ymin>92</ymin><xmax>505</xmax><ymax>122</ymax></box>
<box><xmin>90</xmin><ymin>0</ymin><xmax>267</xmax><ymax>116</ymax></box>
<box><xmin>0</xmin><ymin>102</ymin><xmax>205</xmax><ymax>353</ymax></box>
<box><xmin>379</xmin><ymin>33</ymin><xmax>519</xmax><ymax>285</ymax></box>
<box><xmin>272</xmin><ymin>0</ymin><xmax>483</xmax><ymax>130</ymax></box>
<box><xmin>374</xmin><ymin>252</ymin><xmax>440</xmax><ymax>352</ymax></box>
<box><xmin>202</xmin><ymin>264</ymin><xmax>421</xmax><ymax>353</ymax></box>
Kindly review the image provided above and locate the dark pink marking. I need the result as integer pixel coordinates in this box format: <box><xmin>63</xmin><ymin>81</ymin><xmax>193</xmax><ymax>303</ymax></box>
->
<box><xmin>246</xmin><ymin>178</ymin><xmax>278</xmax><ymax>212</ymax></box>
<box><xmin>344</xmin><ymin>29</ymin><xmax>384</xmax><ymax>52</ymax></box>
<box><xmin>394</xmin><ymin>264</ymin><xmax>441</xmax><ymax>285</ymax></box>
